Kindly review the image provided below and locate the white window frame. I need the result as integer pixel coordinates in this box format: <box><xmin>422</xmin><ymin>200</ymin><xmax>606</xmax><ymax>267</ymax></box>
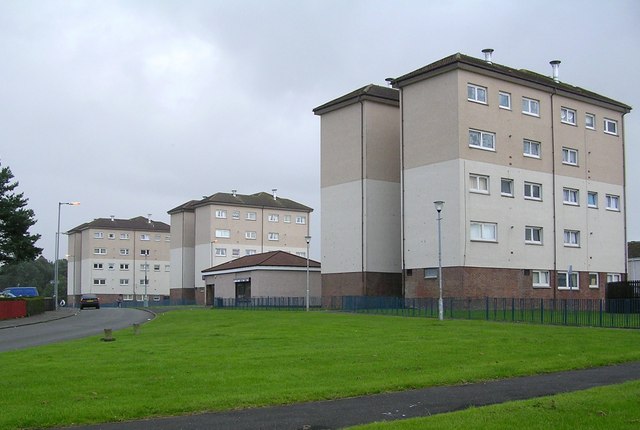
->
<box><xmin>246</xmin><ymin>211</ymin><xmax>257</xmax><ymax>221</ymax></box>
<box><xmin>563</xmin><ymin>188</ymin><xmax>579</xmax><ymax>206</ymax></box>
<box><xmin>561</xmin><ymin>107</ymin><xmax>576</xmax><ymax>125</ymax></box>
<box><xmin>604</xmin><ymin>118</ymin><xmax>618</xmax><ymax>135</ymax></box>
<box><xmin>283</xmin><ymin>215</ymin><xmax>291</xmax><ymax>223</ymax></box>
<box><xmin>563</xmin><ymin>230</ymin><xmax>580</xmax><ymax>247</ymax></box>
<box><xmin>246</xmin><ymin>249</ymin><xmax>256</xmax><ymax>255</ymax></box>
<box><xmin>140</xmin><ymin>249</ymin><xmax>149</xmax><ymax>256</ymax></box>
<box><xmin>589</xmin><ymin>273</ymin><xmax>599</xmax><ymax>288</ymax></box>
<box><xmin>140</xmin><ymin>263</ymin><xmax>149</xmax><ymax>271</ymax></box>
<box><xmin>525</xmin><ymin>226</ymin><xmax>543</xmax><ymax>245</ymax></box>
<box><xmin>232</xmin><ymin>211</ymin><xmax>240</xmax><ymax>220</ymax></box>
<box><xmin>468</xmin><ymin>129</ymin><xmax>495</xmax><ymax>151</ymax></box>
<box><xmin>93</xmin><ymin>248</ymin><xmax>107</xmax><ymax>255</ymax></box>
<box><xmin>295</xmin><ymin>215</ymin><xmax>307</xmax><ymax>224</ymax></box>
<box><xmin>107</xmin><ymin>233</ymin><xmax>115</xmax><ymax>240</ymax></box>
<box><xmin>140</xmin><ymin>234</ymin><xmax>150</xmax><ymax>241</ymax></box>
<box><xmin>467</xmin><ymin>83</ymin><xmax>487</xmax><ymax>104</ymax></box>
<box><xmin>94</xmin><ymin>232</ymin><xmax>104</xmax><ymax>239</ymax></box>
<box><xmin>123</xmin><ymin>294</ymin><xmax>134</xmax><ymax>301</ymax></box>
<box><xmin>469</xmin><ymin>174</ymin><xmax>489</xmax><ymax>194</ymax></box>
<box><xmin>585</xmin><ymin>113</ymin><xmax>595</xmax><ymax>130</ymax></box>
<box><xmin>153</xmin><ymin>264</ymin><xmax>160</xmax><ymax>272</ymax></box>
<box><xmin>93</xmin><ymin>263</ymin><xmax>103</xmax><ymax>270</ymax></box>
<box><xmin>524</xmin><ymin>182</ymin><xmax>542</xmax><ymax>201</ymax></box>
<box><xmin>606</xmin><ymin>194</ymin><xmax>620</xmax><ymax>211</ymax></box>
<box><xmin>215</xmin><ymin>229</ymin><xmax>231</xmax><ymax>238</ymax></box>
<box><xmin>268</xmin><ymin>232</ymin><xmax>279</xmax><ymax>241</ymax></box>
<box><xmin>587</xmin><ymin>191</ymin><xmax>598</xmax><ymax>208</ymax></box>
<box><xmin>245</xmin><ymin>231</ymin><xmax>257</xmax><ymax>240</ymax></box>
<box><xmin>232</xmin><ymin>249</ymin><xmax>240</xmax><ymax>257</ymax></box>
<box><xmin>499</xmin><ymin>91</ymin><xmax>511</xmax><ymax>110</ymax></box>
<box><xmin>120</xmin><ymin>263</ymin><xmax>129</xmax><ymax>271</ymax></box>
<box><xmin>562</xmin><ymin>147</ymin><xmax>578</xmax><ymax>166</ymax></box>
<box><xmin>558</xmin><ymin>272</ymin><xmax>579</xmax><ymax>290</ymax></box>
<box><xmin>120</xmin><ymin>248</ymin><xmax>129</xmax><ymax>256</ymax></box>
<box><xmin>607</xmin><ymin>273</ymin><xmax>621</xmax><ymax>283</ymax></box>
<box><xmin>523</xmin><ymin>139</ymin><xmax>541</xmax><ymax>159</ymax></box>
<box><xmin>501</xmin><ymin>178</ymin><xmax>514</xmax><ymax>197</ymax></box>
<box><xmin>268</xmin><ymin>214</ymin><xmax>279</xmax><ymax>222</ymax></box>
<box><xmin>215</xmin><ymin>248</ymin><xmax>227</xmax><ymax>257</ymax></box>
<box><xmin>164</xmin><ymin>265</ymin><xmax>170</xmax><ymax>272</ymax></box>
<box><xmin>120</xmin><ymin>279</ymin><xmax>129</xmax><ymax>286</ymax></box>
<box><xmin>470</xmin><ymin>221</ymin><xmax>497</xmax><ymax>242</ymax></box>
<box><xmin>120</xmin><ymin>233</ymin><xmax>129</xmax><ymax>240</ymax></box>
<box><xmin>215</xmin><ymin>209</ymin><xmax>227</xmax><ymax>219</ymax></box>
<box><xmin>424</xmin><ymin>268</ymin><xmax>438</xmax><ymax>279</ymax></box>
<box><xmin>522</xmin><ymin>97</ymin><xmax>540</xmax><ymax>117</ymax></box>
<box><xmin>165</xmin><ymin>235</ymin><xmax>171</xmax><ymax>242</ymax></box>
<box><xmin>154</xmin><ymin>234</ymin><xmax>161</xmax><ymax>242</ymax></box>
<box><xmin>532</xmin><ymin>270</ymin><xmax>550</xmax><ymax>288</ymax></box>
<box><xmin>93</xmin><ymin>278</ymin><xmax>106</xmax><ymax>285</ymax></box>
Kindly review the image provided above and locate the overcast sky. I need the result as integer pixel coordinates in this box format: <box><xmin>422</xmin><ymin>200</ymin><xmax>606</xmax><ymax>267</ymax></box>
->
<box><xmin>2</xmin><ymin>0</ymin><xmax>639</xmax><ymax>262</ymax></box>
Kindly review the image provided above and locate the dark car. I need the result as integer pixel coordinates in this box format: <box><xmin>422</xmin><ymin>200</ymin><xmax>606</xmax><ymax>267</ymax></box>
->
<box><xmin>80</xmin><ymin>294</ymin><xmax>100</xmax><ymax>310</ymax></box>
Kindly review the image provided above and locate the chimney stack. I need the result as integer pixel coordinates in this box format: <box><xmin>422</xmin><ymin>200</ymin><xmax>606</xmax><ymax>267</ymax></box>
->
<box><xmin>482</xmin><ymin>48</ymin><xmax>494</xmax><ymax>64</ymax></box>
<box><xmin>110</xmin><ymin>215</ymin><xmax>115</xmax><ymax>222</ymax></box>
<box><xmin>147</xmin><ymin>213</ymin><xmax>152</xmax><ymax>224</ymax></box>
<box><xmin>232</xmin><ymin>189</ymin><xmax>237</xmax><ymax>197</ymax></box>
<box><xmin>272</xmin><ymin>189</ymin><xmax>277</xmax><ymax>200</ymax></box>
<box><xmin>550</xmin><ymin>60</ymin><xmax>561</xmax><ymax>82</ymax></box>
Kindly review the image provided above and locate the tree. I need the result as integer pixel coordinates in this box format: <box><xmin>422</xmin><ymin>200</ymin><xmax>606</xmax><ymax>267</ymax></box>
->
<box><xmin>0</xmin><ymin>256</ymin><xmax>64</xmax><ymax>296</ymax></box>
<box><xmin>0</xmin><ymin>161</ymin><xmax>42</xmax><ymax>264</ymax></box>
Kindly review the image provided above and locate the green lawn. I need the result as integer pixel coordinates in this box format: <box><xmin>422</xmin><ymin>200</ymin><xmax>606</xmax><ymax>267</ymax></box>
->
<box><xmin>1</xmin><ymin>309</ymin><xmax>639</xmax><ymax>429</ymax></box>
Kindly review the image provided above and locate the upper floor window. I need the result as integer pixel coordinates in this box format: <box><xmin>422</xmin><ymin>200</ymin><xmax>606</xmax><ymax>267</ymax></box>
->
<box><xmin>107</xmin><ymin>233</ymin><xmax>115</xmax><ymax>240</ymax></box>
<box><xmin>120</xmin><ymin>233</ymin><xmax>129</xmax><ymax>240</ymax></box>
<box><xmin>501</xmin><ymin>178</ymin><xmax>514</xmax><ymax>197</ymax></box>
<box><xmin>470</xmin><ymin>221</ymin><xmax>497</xmax><ymax>242</ymax></box>
<box><xmin>94</xmin><ymin>248</ymin><xmax>107</xmax><ymax>255</ymax></box>
<box><xmin>499</xmin><ymin>91</ymin><xmax>511</xmax><ymax>110</ymax></box>
<box><xmin>246</xmin><ymin>211</ymin><xmax>257</xmax><ymax>221</ymax></box>
<box><xmin>246</xmin><ymin>249</ymin><xmax>256</xmax><ymax>255</ymax></box>
<box><xmin>215</xmin><ymin>209</ymin><xmax>227</xmax><ymax>219</ymax></box>
<box><xmin>468</xmin><ymin>129</ymin><xmax>495</xmax><ymax>151</ymax></box>
<box><xmin>562</xmin><ymin>148</ymin><xmax>578</xmax><ymax>166</ymax></box>
<box><xmin>563</xmin><ymin>188</ymin><xmax>579</xmax><ymax>206</ymax></box>
<box><xmin>524</xmin><ymin>182</ymin><xmax>542</xmax><ymax>201</ymax></box>
<box><xmin>120</xmin><ymin>263</ymin><xmax>129</xmax><ymax>270</ymax></box>
<box><xmin>245</xmin><ymin>231</ymin><xmax>257</xmax><ymax>240</ymax></box>
<box><xmin>140</xmin><ymin>249</ymin><xmax>150</xmax><ymax>256</ymax></box>
<box><xmin>587</xmin><ymin>191</ymin><xmax>598</xmax><ymax>208</ymax></box>
<box><xmin>469</xmin><ymin>174</ymin><xmax>489</xmax><ymax>194</ymax></box>
<box><xmin>522</xmin><ymin>97</ymin><xmax>540</xmax><ymax>116</ymax></box>
<box><xmin>525</xmin><ymin>226</ymin><xmax>543</xmax><ymax>244</ymax></box>
<box><xmin>268</xmin><ymin>232</ymin><xmax>279</xmax><ymax>241</ymax></box>
<box><xmin>467</xmin><ymin>84</ymin><xmax>487</xmax><ymax>104</ymax></box>
<box><xmin>140</xmin><ymin>234</ymin><xmax>150</xmax><ymax>241</ymax></box>
<box><xmin>215</xmin><ymin>248</ymin><xmax>227</xmax><ymax>257</ymax></box>
<box><xmin>93</xmin><ymin>263</ymin><xmax>103</xmax><ymax>270</ymax></box>
<box><xmin>94</xmin><ymin>232</ymin><xmax>104</xmax><ymax>239</ymax></box>
<box><xmin>154</xmin><ymin>234</ymin><xmax>161</xmax><ymax>241</ymax></box>
<box><xmin>296</xmin><ymin>216</ymin><xmax>307</xmax><ymax>224</ymax></box>
<box><xmin>585</xmin><ymin>113</ymin><xmax>595</xmax><ymax>130</ymax></box>
<box><xmin>232</xmin><ymin>211</ymin><xmax>240</xmax><ymax>220</ymax></box>
<box><xmin>523</xmin><ymin>139</ymin><xmax>541</xmax><ymax>158</ymax></box>
<box><xmin>120</xmin><ymin>248</ymin><xmax>129</xmax><ymax>255</ymax></box>
<box><xmin>604</xmin><ymin>118</ymin><xmax>618</xmax><ymax>135</ymax></box>
<box><xmin>93</xmin><ymin>279</ymin><xmax>106</xmax><ymax>285</ymax></box>
<box><xmin>215</xmin><ymin>229</ymin><xmax>231</xmax><ymax>238</ymax></box>
<box><xmin>563</xmin><ymin>229</ymin><xmax>580</xmax><ymax>247</ymax></box>
<box><xmin>561</xmin><ymin>107</ymin><xmax>576</xmax><ymax>125</ymax></box>
<box><xmin>606</xmin><ymin>194</ymin><xmax>620</xmax><ymax>211</ymax></box>
<box><xmin>268</xmin><ymin>214</ymin><xmax>279</xmax><ymax>222</ymax></box>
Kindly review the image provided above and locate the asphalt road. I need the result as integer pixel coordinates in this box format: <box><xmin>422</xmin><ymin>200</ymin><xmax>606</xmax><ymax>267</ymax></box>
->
<box><xmin>0</xmin><ymin>308</ymin><xmax>153</xmax><ymax>352</ymax></box>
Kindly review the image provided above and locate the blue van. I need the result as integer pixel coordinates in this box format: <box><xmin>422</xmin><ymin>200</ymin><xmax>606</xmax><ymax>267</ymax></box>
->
<box><xmin>3</xmin><ymin>287</ymin><xmax>39</xmax><ymax>297</ymax></box>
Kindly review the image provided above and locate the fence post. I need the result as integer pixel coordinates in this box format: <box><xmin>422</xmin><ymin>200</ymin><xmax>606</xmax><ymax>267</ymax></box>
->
<box><xmin>485</xmin><ymin>297</ymin><xmax>489</xmax><ymax>320</ymax></box>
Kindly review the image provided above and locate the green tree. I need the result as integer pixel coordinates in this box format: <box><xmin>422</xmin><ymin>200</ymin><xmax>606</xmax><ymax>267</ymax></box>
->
<box><xmin>0</xmin><ymin>161</ymin><xmax>42</xmax><ymax>264</ymax></box>
<box><xmin>0</xmin><ymin>256</ymin><xmax>61</xmax><ymax>295</ymax></box>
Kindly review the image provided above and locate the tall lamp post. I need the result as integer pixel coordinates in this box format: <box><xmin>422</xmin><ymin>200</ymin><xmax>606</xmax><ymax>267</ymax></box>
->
<box><xmin>433</xmin><ymin>201</ymin><xmax>444</xmax><ymax>321</ymax></box>
<box><xmin>305</xmin><ymin>235</ymin><xmax>311</xmax><ymax>312</ymax></box>
<box><xmin>143</xmin><ymin>250</ymin><xmax>149</xmax><ymax>308</ymax></box>
<box><xmin>55</xmin><ymin>201</ymin><xmax>80</xmax><ymax>310</ymax></box>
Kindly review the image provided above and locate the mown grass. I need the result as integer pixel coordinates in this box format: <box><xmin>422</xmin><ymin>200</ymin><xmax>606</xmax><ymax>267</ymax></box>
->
<box><xmin>1</xmin><ymin>309</ymin><xmax>639</xmax><ymax>429</ymax></box>
<box><xmin>350</xmin><ymin>380</ymin><xmax>640</xmax><ymax>429</ymax></box>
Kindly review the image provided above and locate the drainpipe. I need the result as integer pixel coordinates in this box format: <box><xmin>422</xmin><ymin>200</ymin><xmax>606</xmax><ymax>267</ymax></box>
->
<box><xmin>550</xmin><ymin>90</ymin><xmax>557</xmax><ymax>299</ymax></box>
<box><xmin>622</xmin><ymin>112</ymin><xmax>629</xmax><ymax>279</ymax></box>
<box><xmin>360</xmin><ymin>98</ymin><xmax>366</xmax><ymax>296</ymax></box>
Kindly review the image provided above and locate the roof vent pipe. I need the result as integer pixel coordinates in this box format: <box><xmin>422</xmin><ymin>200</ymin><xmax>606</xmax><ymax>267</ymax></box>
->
<box><xmin>482</xmin><ymin>48</ymin><xmax>494</xmax><ymax>64</ymax></box>
<box><xmin>147</xmin><ymin>213</ymin><xmax>152</xmax><ymax>224</ymax></box>
<box><xmin>550</xmin><ymin>60</ymin><xmax>561</xmax><ymax>82</ymax></box>
<box><xmin>110</xmin><ymin>215</ymin><xmax>115</xmax><ymax>221</ymax></box>
<box><xmin>272</xmin><ymin>189</ymin><xmax>277</xmax><ymax>200</ymax></box>
<box><xmin>232</xmin><ymin>189</ymin><xmax>237</xmax><ymax>197</ymax></box>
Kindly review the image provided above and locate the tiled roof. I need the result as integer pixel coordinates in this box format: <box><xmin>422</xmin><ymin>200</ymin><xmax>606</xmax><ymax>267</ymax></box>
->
<box><xmin>168</xmin><ymin>192</ymin><xmax>313</xmax><ymax>214</ymax></box>
<box><xmin>313</xmin><ymin>84</ymin><xmax>399</xmax><ymax>115</ymax></box>
<box><xmin>202</xmin><ymin>250</ymin><xmax>320</xmax><ymax>273</ymax></box>
<box><xmin>68</xmin><ymin>216</ymin><xmax>170</xmax><ymax>233</ymax></box>
<box><xmin>390</xmin><ymin>53</ymin><xmax>631</xmax><ymax>112</ymax></box>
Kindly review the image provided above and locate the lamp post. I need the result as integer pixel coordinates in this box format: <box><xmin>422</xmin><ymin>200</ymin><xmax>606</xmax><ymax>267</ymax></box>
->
<box><xmin>55</xmin><ymin>201</ymin><xmax>80</xmax><ymax>310</ymax></box>
<box><xmin>305</xmin><ymin>235</ymin><xmax>311</xmax><ymax>312</ymax></box>
<box><xmin>143</xmin><ymin>250</ymin><xmax>149</xmax><ymax>307</ymax></box>
<box><xmin>433</xmin><ymin>201</ymin><xmax>444</xmax><ymax>321</ymax></box>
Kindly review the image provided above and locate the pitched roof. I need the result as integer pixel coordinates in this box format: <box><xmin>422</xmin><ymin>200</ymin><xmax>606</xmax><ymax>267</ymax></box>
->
<box><xmin>313</xmin><ymin>84</ymin><xmax>399</xmax><ymax>115</ymax></box>
<box><xmin>168</xmin><ymin>191</ymin><xmax>313</xmax><ymax>214</ymax></box>
<box><xmin>390</xmin><ymin>53</ymin><xmax>631</xmax><ymax>112</ymax></box>
<box><xmin>202</xmin><ymin>250</ymin><xmax>320</xmax><ymax>273</ymax></box>
<box><xmin>68</xmin><ymin>216</ymin><xmax>170</xmax><ymax>233</ymax></box>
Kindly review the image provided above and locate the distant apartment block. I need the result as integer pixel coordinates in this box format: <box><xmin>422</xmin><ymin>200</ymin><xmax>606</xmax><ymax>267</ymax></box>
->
<box><xmin>168</xmin><ymin>191</ymin><xmax>312</xmax><ymax>303</ymax></box>
<box><xmin>67</xmin><ymin>216</ymin><xmax>171</xmax><ymax>306</ymax></box>
<box><xmin>315</xmin><ymin>51</ymin><xmax>631</xmax><ymax>300</ymax></box>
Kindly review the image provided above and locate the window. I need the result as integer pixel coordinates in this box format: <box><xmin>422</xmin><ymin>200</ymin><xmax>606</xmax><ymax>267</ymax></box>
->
<box><xmin>522</xmin><ymin>97</ymin><xmax>540</xmax><ymax>116</ymax></box>
<box><xmin>585</xmin><ymin>113</ymin><xmax>595</xmax><ymax>130</ymax></box>
<box><xmin>561</xmin><ymin>107</ymin><xmax>576</xmax><ymax>125</ymax></box>
<box><xmin>120</xmin><ymin>279</ymin><xmax>129</xmax><ymax>286</ymax></box>
<box><xmin>524</xmin><ymin>182</ymin><xmax>542</xmax><ymax>200</ymax></box>
<box><xmin>588</xmin><ymin>191</ymin><xmax>598</xmax><ymax>208</ymax></box>
<box><xmin>501</xmin><ymin>178</ymin><xmax>514</xmax><ymax>197</ymax></box>
<box><xmin>154</xmin><ymin>264</ymin><xmax>160</xmax><ymax>272</ymax></box>
<box><xmin>120</xmin><ymin>263</ymin><xmax>129</xmax><ymax>271</ymax></box>
<box><xmin>120</xmin><ymin>233</ymin><xmax>129</xmax><ymax>240</ymax></box>
<box><xmin>215</xmin><ymin>229</ymin><xmax>230</xmax><ymax>238</ymax></box>
<box><xmin>589</xmin><ymin>273</ymin><xmax>599</xmax><ymax>288</ymax></box>
<box><xmin>123</xmin><ymin>294</ymin><xmax>133</xmax><ymax>301</ymax></box>
<box><xmin>246</xmin><ymin>211</ymin><xmax>257</xmax><ymax>221</ymax></box>
<box><xmin>215</xmin><ymin>248</ymin><xmax>227</xmax><ymax>257</ymax></box>
<box><xmin>606</xmin><ymin>194</ymin><xmax>620</xmax><ymax>211</ymax></box>
<box><xmin>140</xmin><ymin>263</ymin><xmax>149</xmax><ymax>271</ymax></box>
<box><xmin>140</xmin><ymin>234</ymin><xmax>150</xmax><ymax>241</ymax></box>
<box><xmin>93</xmin><ymin>263</ymin><xmax>103</xmax><ymax>270</ymax></box>
<box><xmin>94</xmin><ymin>248</ymin><xmax>107</xmax><ymax>255</ymax></box>
<box><xmin>215</xmin><ymin>209</ymin><xmax>227</xmax><ymax>219</ymax></box>
<box><xmin>558</xmin><ymin>272</ymin><xmax>579</xmax><ymax>290</ymax></box>
<box><xmin>268</xmin><ymin>214</ymin><xmax>279</xmax><ymax>222</ymax></box>
<box><xmin>525</xmin><ymin>226</ymin><xmax>543</xmax><ymax>244</ymax></box>
<box><xmin>165</xmin><ymin>235</ymin><xmax>171</xmax><ymax>242</ymax></box>
<box><xmin>120</xmin><ymin>248</ymin><xmax>129</xmax><ymax>256</ymax></box>
<box><xmin>523</xmin><ymin>139</ymin><xmax>541</xmax><ymax>158</ymax></box>
<box><xmin>140</xmin><ymin>249</ymin><xmax>150</xmax><ymax>256</ymax></box>
<box><xmin>424</xmin><ymin>268</ymin><xmax>438</xmax><ymax>279</ymax></box>
<box><xmin>469</xmin><ymin>174</ymin><xmax>489</xmax><ymax>194</ymax></box>
<box><xmin>563</xmin><ymin>230</ymin><xmax>580</xmax><ymax>247</ymax></box>
<box><xmin>604</xmin><ymin>118</ymin><xmax>618</xmax><ymax>135</ymax></box>
<box><xmin>532</xmin><ymin>270</ymin><xmax>550</xmax><ymax>287</ymax></box>
<box><xmin>562</xmin><ymin>148</ymin><xmax>578</xmax><ymax>166</ymax></box>
<box><xmin>232</xmin><ymin>211</ymin><xmax>240</xmax><ymax>220</ymax></box>
<box><xmin>470</xmin><ymin>222</ymin><xmax>497</xmax><ymax>242</ymax></box>
<box><xmin>164</xmin><ymin>265</ymin><xmax>170</xmax><ymax>272</ymax></box>
<box><xmin>296</xmin><ymin>251</ymin><xmax>306</xmax><ymax>257</ymax></box>
<box><xmin>108</xmin><ymin>233</ymin><xmax>115</xmax><ymax>240</ymax></box>
<box><xmin>563</xmin><ymin>188</ymin><xmax>579</xmax><ymax>205</ymax></box>
<box><xmin>139</xmin><ymin>279</ymin><xmax>149</xmax><ymax>286</ymax></box>
<box><xmin>268</xmin><ymin>232</ymin><xmax>279</xmax><ymax>241</ymax></box>
<box><xmin>296</xmin><ymin>216</ymin><xmax>307</xmax><ymax>224</ymax></box>
<box><xmin>467</xmin><ymin>83</ymin><xmax>487</xmax><ymax>104</ymax></box>
<box><xmin>468</xmin><ymin>129</ymin><xmax>495</xmax><ymax>150</ymax></box>
<box><xmin>283</xmin><ymin>215</ymin><xmax>291</xmax><ymax>223</ymax></box>
<box><xmin>607</xmin><ymin>273</ymin><xmax>621</xmax><ymax>283</ymax></box>
<box><xmin>245</xmin><ymin>231</ymin><xmax>257</xmax><ymax>240</ymax></box>
<box><xmin>93</xmin><ymin>279</ymin><xmax>106</xmax><ymax>285</ymax></box>
<box><xmin>499</xmin><ymin>91</ymin><xmax>511</xmax><ymax>109</ymax></box>
<box><xmin>94</xmin><ymin>232</ymin><xmax>104</xmax><ymax>239</ymax></box>
<box><xmin>154</xmin><ymin>234</ymin><xmax>161</xmax><ymax>241</ymax></box>
<box><xmin>232</xmin><ymin>249</ymin><xmax>240</xmax><ymax>257</ymax></box>
<box><xmin>246</xmin><ymin>249</ymin><xmax>256</xmax><ymax>255</ymax></box>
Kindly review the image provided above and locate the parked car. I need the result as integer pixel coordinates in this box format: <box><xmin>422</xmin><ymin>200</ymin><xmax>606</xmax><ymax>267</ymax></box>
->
<box><xmin>0</xmin><ymin>291</ymin><xmax>16</xmax><ymax>298</ymax></box>
<box><xmin>80</xmin><ymin>294</ymin><xmax>100</xmax><ymax>310</ymax></box>
<box><xmin>2</xmin><ymin>287</ymin><xmax>38</xmax><ymax>297</ymax></box>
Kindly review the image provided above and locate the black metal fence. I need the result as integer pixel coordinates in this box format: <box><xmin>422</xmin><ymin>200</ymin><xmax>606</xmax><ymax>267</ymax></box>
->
<box><xmin>215</xmin><ymin>296</ymin><xmax>323</xmax><ymax>310</ymax></box>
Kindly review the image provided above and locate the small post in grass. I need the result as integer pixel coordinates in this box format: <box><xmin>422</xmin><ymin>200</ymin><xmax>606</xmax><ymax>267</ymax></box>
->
<box><xmin>101</xmin><ymin>328</ymin><xmax>115</xmax><ymax>342</ymax></box>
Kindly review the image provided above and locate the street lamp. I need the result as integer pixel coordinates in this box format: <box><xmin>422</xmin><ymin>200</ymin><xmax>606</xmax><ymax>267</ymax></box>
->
<box><xmin>305</xmin><ymin>235</ymin><xmax>311</xmax><ymax>312</ymax></box>
<box><xmin>433</xmin><ymin>201</ymin><xmax>444</xmax><ymax>321</ymax></box>
<box><xmin>143</xmin><ymin>249</ymin><xmax>149</xmax><ymax>308</ymax></box>
<box><xmin>55</xmin><ymin>201</ymin><xmax>80</xmax><ymax>310</ymax></box>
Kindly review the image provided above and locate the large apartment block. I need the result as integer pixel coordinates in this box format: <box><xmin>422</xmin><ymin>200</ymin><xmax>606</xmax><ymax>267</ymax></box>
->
<box><xmin>168</xmin><ymin>191</ymin><xmax>312</xmax><ymax>303</ymax></box>
<box><xmin>315</xmin><ymin>51</ymin><xmax>631</xmax><ymax>300</ymax></box>
<box><xmin>67</xmin><ymin>216</ymin><xmax>171</xmax><ymax>306</ymax></box>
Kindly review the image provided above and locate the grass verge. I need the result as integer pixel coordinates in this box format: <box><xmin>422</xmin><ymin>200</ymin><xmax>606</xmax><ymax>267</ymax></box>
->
<box><xmin>0</xmin><ymin>309</ymin><xmax>639</xmax><ymax>429</ymax></box>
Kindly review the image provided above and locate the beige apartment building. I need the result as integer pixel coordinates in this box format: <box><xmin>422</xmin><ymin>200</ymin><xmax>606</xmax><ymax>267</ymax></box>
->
<box><xmin>315</xmin><ymin>51</ymin><xmax>631</xmax><ymax>300</ymax></box>
<box><xmin>168</xmin><ymin>191</ymin><xmax>312</xmax><ymax>303</ymax></box>
<box><xmin>67</xmin><ymin>216</ymin><xmax>171</xmax><ymax>306</ymax></box>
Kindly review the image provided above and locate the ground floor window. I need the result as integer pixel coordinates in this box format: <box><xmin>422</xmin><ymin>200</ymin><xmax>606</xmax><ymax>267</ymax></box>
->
<box><xmin>236</xmin><ymin>282</ymin><xmax>251</xmax><ymax>300</ymax></box>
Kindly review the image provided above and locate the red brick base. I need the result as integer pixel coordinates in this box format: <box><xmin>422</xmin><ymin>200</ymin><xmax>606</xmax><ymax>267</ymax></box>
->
<box><xmin>322</xmin><ymin>272</ymin><xmax>402</xmax><ymax>298</ymax></box>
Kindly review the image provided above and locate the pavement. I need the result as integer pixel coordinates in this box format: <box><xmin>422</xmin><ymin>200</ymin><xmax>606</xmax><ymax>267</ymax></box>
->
<box><xmin>0</xmin><ymin>307</ymin><xmax>77</xmax><ymax>329</ymax></box>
